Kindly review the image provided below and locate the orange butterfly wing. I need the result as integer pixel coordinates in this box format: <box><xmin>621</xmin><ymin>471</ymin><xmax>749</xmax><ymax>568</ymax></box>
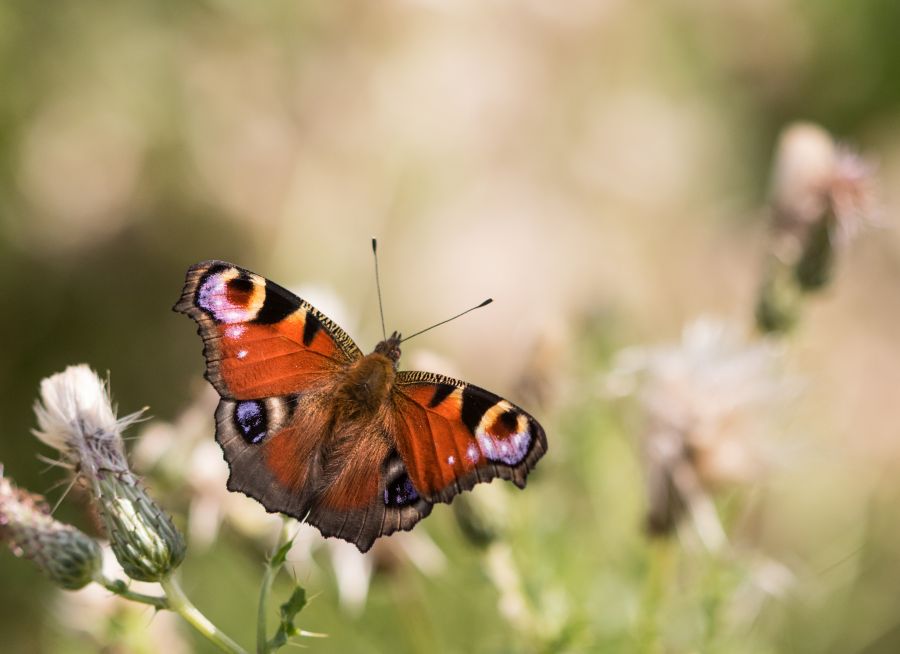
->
<box><xmin>392</xmin><ymin>371</ymin><xmax>548</xmax><ymax>503</ymax></box>
<box><xmin>174</xmin><ymin>260</ymin><xmax>362</xmax><ymax>399</ymax></box>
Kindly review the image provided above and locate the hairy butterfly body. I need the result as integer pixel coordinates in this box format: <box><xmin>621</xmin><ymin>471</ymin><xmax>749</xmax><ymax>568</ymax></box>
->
<box><xmin>175</xmin><ymin>260</ymin><xmax>547</xmax><ymax>552</ymax></box>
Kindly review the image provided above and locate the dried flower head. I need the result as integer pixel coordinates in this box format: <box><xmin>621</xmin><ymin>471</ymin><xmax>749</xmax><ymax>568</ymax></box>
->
<box><xmin>611</xmin><ymin>319</ymin><xmax>794</xmax><ymax>549</ymax></box>
<box><xmin>33</xmin><ymin>365</ymin><xmax>140</xmax><ymax>484</ymax></box>
<box><xmin>0</xmin><ymin>469</ymin><xmax>102</xmax><ymax>589</ymax></box>
<box><xmin>769</xmin><ymin>122</ymin><xmax>879</xmax><ymax>259</ymax></box>
<box><xmin>32</xmin><ymin>365</ymin><xmax>185</xmax><ymax>581</ymax></box>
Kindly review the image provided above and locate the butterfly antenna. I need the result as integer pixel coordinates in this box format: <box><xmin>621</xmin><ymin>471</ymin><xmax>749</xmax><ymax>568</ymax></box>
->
<box><xmin>372</xmin><ymin>238</ymin><xmax>387</xmax><ymax>340</ymax></box>
<box><xmin>400</xmin><ymin>298</ymin><xmax>493</xmax><ymax>343</ymax></box>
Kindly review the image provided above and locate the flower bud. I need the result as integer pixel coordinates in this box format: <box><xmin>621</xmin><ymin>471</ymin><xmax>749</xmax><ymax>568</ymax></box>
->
<box><xmin>0</xmin><ymin>472</ymin><xmax>102</xmax><ymax>590</ymax></box>
<box><xmin>97</xmin><ymin>476</ymin><xmax>186</xmax><ymax>582</ymax></box>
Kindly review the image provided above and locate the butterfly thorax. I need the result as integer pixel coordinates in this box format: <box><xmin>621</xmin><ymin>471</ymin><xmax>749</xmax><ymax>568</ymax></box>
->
<box><xmin>330</xmin><ymin>333</ymin><xmax>401</xmax><ymax>426</ymax></box>
<box><xmin>336</xmin><ymin>350</ymin><xmax>397</xmax><ymax>415</ymax></box>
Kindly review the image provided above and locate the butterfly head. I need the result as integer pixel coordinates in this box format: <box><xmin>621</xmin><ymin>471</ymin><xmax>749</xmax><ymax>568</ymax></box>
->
<box><xmin>374</xmin><ymin>331</ymin><xmax>402</xmax><ymax>366</ymax></box>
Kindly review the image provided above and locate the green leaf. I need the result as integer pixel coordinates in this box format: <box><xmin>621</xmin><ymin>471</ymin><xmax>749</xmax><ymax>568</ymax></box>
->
<box><xmin>267</xmin><ymin>586</ymin><xmax>308</xmax><ymax>651</ymax></box>
<box><xmin>279</xmin><ymin>586</ymin><xmax>307</xmax><ymax>623</ymax></box>
<box><xmin>269</xmin><ymin>539</ymin><xmax>294</xmax><ymax>568</ymax></box>
<box><xmin>267</xmin><ymin>627</ymin><xmax>290</xmax><ymax>650</ymax></box>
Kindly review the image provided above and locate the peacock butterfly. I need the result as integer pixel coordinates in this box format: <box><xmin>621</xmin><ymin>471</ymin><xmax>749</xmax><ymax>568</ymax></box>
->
<box><xmin>174</xmin><ymin>250</ymin><xmax>547</xmax><ymax>552</ymax></box>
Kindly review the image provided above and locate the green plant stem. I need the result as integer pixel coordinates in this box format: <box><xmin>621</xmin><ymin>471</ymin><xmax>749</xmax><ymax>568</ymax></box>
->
<box><xmin>257</xmin><ymin>518</ymin><xmax>294</xmax><ymax>654</ymax></box>
<box><xmin>97</xmin><ymin>575</ymin><xmax>168</xmax><ymax>610</ymax></box>
<box><xmin>160</xmin><ymin>574</ymin><xmax>248</xmax><ymax>654</ymax></box>
<box><xmin>637</xmin><ymin>538</ymin><xmax>675</xmax><ymax>654</ymax></box>
<box><xmin>256</xmin><ymin>563</ymin><xmax>277</xmax><ymax>654</ymax></box>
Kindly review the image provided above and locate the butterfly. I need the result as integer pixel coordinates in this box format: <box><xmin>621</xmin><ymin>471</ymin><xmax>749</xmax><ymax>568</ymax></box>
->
<box><xmin>174</xmin><ymin>258</ymin><xmax>547</xmax><ymax>552</ymax></box>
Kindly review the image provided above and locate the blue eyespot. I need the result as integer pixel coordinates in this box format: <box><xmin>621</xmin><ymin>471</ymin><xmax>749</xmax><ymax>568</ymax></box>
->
<box><xmin>384</xmin><ymin>474</ymin><xmax>418</xmax><ymax>507</ymax></box>
<box><xmin>234</xmin><ymin>400</ymin><xmax>267</xmax><ymax>444</ymax></box>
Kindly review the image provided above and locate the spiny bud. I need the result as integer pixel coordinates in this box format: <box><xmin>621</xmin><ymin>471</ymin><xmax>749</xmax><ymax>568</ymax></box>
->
<box><xmin>96</xmin><ymin>476</ymin><xmax>186</xmax><ymax>582</ymax></box>
<box><xmin>0</xmin><ymin>471</ymin><xmax>102</xmax><ymax>590</ymax></box>
<box><xmin>32</xmin><ymin>365</ymin><xmax>185</xmax><ymax>581</ymax></box>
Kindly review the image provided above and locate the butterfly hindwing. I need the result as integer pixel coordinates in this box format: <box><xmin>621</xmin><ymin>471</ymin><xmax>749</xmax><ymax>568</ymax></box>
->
<box><xmin>392</xmin><ymin>371</ymin><xmax>548</xmax><ymax>504</ymax></box>
<box><xmin>216</xmin><ymin>392</ymin><xmax>433</xmax><ymax>552</ymax></box>
<box><xmin>307</xmin><ymin>447</ymin><xmax>434</xmax><ymax>552</ymax></box>
<box><xmin>215</xmin><ymin>395</ymin><xmax>318</xmax><ymax>518</ymax></box>
<box><xmin>174</xmin><ymin>260</ymin><xmax>362</xmax><ymax>399</ymax></box>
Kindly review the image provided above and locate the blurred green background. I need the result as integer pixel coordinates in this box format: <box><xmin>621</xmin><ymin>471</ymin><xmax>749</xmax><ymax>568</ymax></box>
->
<box><xmin>1</xmin><ymin>1</ymin><xmax>899</xmax><ymax>652</ymax></box>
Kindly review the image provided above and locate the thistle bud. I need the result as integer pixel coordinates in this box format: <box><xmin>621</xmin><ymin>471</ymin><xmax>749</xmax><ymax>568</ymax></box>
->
<box><xmin>32</xmin><ymin>365</ymin><xmax>185</xmax><ymax>581</ymax></box>
<box><xmin>96</xmin><ymin>476</ymin><xmax>186</xmax><ymax>581</ymax></box>
<box><xmin>0</xmin><ymin>471</ymin><xmax>102</xmax><ymax>590</ymax></box>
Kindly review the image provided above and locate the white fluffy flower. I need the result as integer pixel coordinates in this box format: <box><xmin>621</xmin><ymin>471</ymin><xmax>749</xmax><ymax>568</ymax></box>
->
<box><xmin>611</xmin><ymin>318</ymin><xmax>797</xmax><ymax>549</ymax></box>
<box><xmin>32</xmin><ymin>364</ymin><xmax>144</xmax><ymax>482</ymax></box>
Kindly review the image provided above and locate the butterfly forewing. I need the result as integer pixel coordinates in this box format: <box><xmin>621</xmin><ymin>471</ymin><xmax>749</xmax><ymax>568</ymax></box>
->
<box><xmin>174</xmin><ymin>260</ymin><xmax>362</xmax><ymax>399</ymax></box>
<box><xmin>392</xmin><ymin>371</ymin><xmax>548</xmax><ymax>503</ymax></box>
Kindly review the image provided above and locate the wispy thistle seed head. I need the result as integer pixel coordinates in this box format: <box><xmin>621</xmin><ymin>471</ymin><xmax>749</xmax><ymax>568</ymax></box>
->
<box><xmin>33</xmin><ymin>364</ymin><xmax>139</xmax><ymax>487</ymax></box>
<box><xmin>0</xmin><ymin>469</ymin><xmax>102</xmax><ymax>589</ymax></box>
<box><xmin>32</xmin><ymin>365</ymin><xmax>185</xmax><ymax>581</ymax></box>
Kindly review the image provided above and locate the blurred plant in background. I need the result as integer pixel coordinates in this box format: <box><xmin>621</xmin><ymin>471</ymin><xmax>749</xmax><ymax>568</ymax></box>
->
<box><xmin>757</xmin><ymin>122</ymin><xmax>879</xmax><ymax>332</ymax></box>
<box><xmin>600</xmin><ymin>119</ymin><xmax>882</xmax><ymax>652</ymax></box>
<box><xmin>610</xmin><ymin>318</ymin><xmax>794</xmax><ymax>550</ymax></box>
